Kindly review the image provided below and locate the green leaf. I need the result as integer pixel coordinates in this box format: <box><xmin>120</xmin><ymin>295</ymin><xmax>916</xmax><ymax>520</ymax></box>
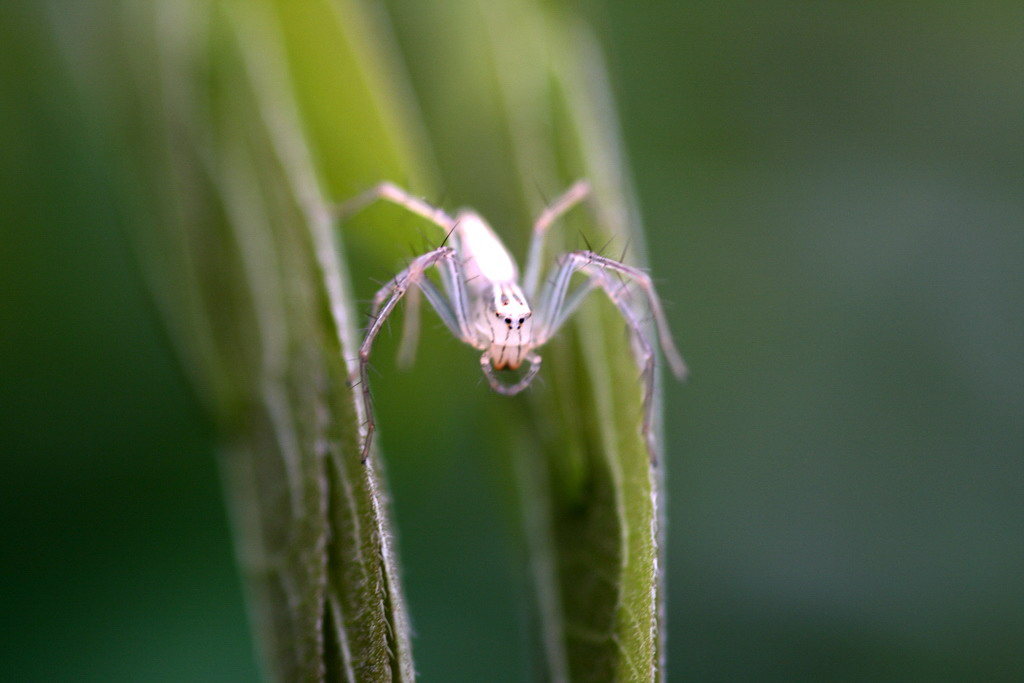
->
<box><xmin>54</xmin><ymin>0</ymin><xmax>674</xmax><ymax>679</ymax></box>
<box><xmin>377</xmin><ymin>2</ymin><xmax>672</xmax><ymax>679</ymax></box>
<box><xmin>207</xmin><ymin>1</ymin><xmax>423</xmax><ymax>678</ymax></box>
<box><xmin>58</xmin><ymin>0</ymin><xmax>423</xmax><ymax>679</ymax></box>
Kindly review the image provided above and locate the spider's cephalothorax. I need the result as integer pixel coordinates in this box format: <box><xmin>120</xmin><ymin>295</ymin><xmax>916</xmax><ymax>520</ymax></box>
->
<box><xmin>455</xmin><ymin>211</ymin><xmax>536</xmax><ymax>372</ymax></box>
<box><xmin>339</xmin><ymin>181</ymin><xmax>686</xmax><ymax>463</ymax></box>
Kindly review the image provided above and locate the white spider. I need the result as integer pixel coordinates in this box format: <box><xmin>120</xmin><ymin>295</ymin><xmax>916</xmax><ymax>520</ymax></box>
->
<box><xmin>338</xmin><ymin>181</ymin><xmax>687</xmax><ymax>463</ymax></box>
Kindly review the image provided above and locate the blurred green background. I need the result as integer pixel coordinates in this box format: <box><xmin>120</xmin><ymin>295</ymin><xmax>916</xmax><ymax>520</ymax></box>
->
<box><xmin>3</xmin><ymin>1</ymin><xmax>1022</xmax><ymax>681</ymax></box>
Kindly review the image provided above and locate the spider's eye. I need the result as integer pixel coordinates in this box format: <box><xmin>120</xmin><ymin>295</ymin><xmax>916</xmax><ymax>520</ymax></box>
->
<box><xmin>505</xmin><ymin>318</ymin><xmax>512</xmax><ymax>324</ymax></box>
<box><xmin>518</xmin><ymin>318</ymin><xmax>524</xmax><ymax>324</ymax></box>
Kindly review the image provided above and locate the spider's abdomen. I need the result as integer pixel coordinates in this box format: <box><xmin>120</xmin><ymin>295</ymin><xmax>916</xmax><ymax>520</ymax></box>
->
<box><xmin>456</xmin><ymin>211</ymin><xmax>518</xmax><ymax>285</ymax></box>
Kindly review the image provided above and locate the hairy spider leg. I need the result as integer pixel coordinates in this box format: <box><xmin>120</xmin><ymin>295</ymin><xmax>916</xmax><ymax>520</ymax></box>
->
<box><xmin>522</xmin><ymin>180</ymin><xmax>592</xmax><ymax>299</ymax></box>
<box><xmin>537</xmin><ymin>251</ymin><xmax>686</xmax><ymax>377</ymax></box>
<box><xmin>358</xmin><ymin>246</ymin><xmax>476</xmax><ymax>462</ymax></box>
<box><xmin>337</xmin><ymin>182</ymin><xmax>469</xmax><ymax>371</ymax></box>
<box><xmin>366</xmin><ymin>244</ymin><xmax>477</xmax><ymax>344</ymax></box>
<box><xmin>335</xmin><ymin>181</ymin><xmax>457</xmax><ymax>236</ymax></box>
<box><xmin>396</xmin><ymin>285</ymin><xmax>421</xmax><ymax>368</ymax></box>
<box><xmin>534</xmin><ymin>250</ymin><xmax>688</xmax><ymax>462</ymax></box>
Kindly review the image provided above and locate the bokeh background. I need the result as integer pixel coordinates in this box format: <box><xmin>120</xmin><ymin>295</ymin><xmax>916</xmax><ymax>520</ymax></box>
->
<box><xmin>3</xmin><ymin>1</ymin><xmax>1022</xmax><ymax>681</ymax></box>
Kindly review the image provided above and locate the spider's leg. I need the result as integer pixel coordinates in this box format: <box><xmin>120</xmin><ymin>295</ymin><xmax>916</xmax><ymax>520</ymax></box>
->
<box><xmin>367</xmin><ymin>247</ymin><xmax>475</xmax><ymax>346</ymax></box>
<box><xmin>534</xmin><ymin>251</ymin><xmax>686</xmax><ymax>463</ymax></box>
<box><xmin>539</xmin><ymin>276</ymin><xmax>599</xmax><ymax>336</ymax></box>
<box><xmin>395</xmin><ymin>285</ymin><xmax>421</xmax><ymax>369</ymax></box>
<box><xmin>522</xmin><ymin>180</ymin><xmax>591</xmax><ymax>298</ymax></box>
<box><xmin>480</xmin><ymin>351</ymin><xmax>542</xmax><ymax>395</ymax></box>
<box><xmin>598</xmin><ymin>270</ymin><xmax>662</xmax><ymax>462</ymax></box>
<box><xmin>335</xmin><ymin>181</ymin><xmax>457</xmax><ymax>236</ymax></box>
<box><xmin>538</xmin><ymin>251</ymin><xmax>686</xmax><ymax>378</ymax></box>
<box><xmin>336</xmin><ymin>183</ymin><xmax>458</xmax><ymax>369</ymax></box>
<box><xmin>358</xmin><ymin>246</ymin><xmax>473</xmax><ymax>463</ymax></box>
<box><xmin>548</xmin><ymin>261</ymin><xmax>662</xmax><ymax>461</ymax></box>
<box><xmin>414</xmin><ymin>278</ymin><xmax>462</xmax><ymax>340</ymax></box>
<box><xmin>532</xmin><ymin>249</ymin><xmax>592</xmax><ymax>341</ymax></box>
